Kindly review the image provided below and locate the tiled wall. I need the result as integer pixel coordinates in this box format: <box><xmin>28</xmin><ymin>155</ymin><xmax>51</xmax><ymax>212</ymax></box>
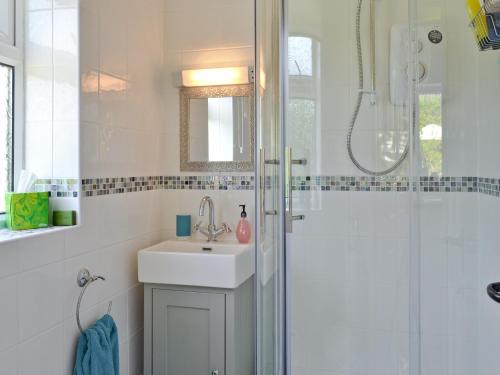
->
<box><xmin>286</xmin><ymin>1</ymin><xmax>488</xmax><ymax>375</ymax></box>
<box><xmin>160</xmin><ymin>0</ymin><xmax>256</xmax><ymax>239</ymax></box>
<box><xmin>475</xmin><ymin>19</ymin><xmax>500</xmax><ymax>375</ymax></box>
<box><xmin>289</xmin><ymin>191</ymin><xmax>411</xmax><ymax>374</ymax></box>
<box><xmin>0</xmin><ymin>1</ymin><xmax>165</xmax><ymax>375</ymax></box>
<box><xmin>288</xmin><ymin>0</ymin><xmax>411</xmax><ymax>178</ymax></box>
<box><xmin>1</xmin><ymin>1</ymin><xmax>497</xmax><ymax>375</ymax></box>
<box><xmin>289</xmin><ymin>189</ymin><xmax>481</xmax><ymax>375</ymax></box>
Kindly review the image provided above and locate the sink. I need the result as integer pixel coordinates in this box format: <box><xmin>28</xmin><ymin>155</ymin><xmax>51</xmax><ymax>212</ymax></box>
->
<box><xmin>138</xmin><ymin>239</ymin><xmax>255</xmax><ymax>289</ymax></box>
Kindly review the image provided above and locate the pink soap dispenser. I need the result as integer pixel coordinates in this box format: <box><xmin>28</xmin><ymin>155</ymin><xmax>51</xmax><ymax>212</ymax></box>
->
<box><xmin>236</xmin><ymin>205</ymin><xmax>251</xmax><ymax>244</ymax></box>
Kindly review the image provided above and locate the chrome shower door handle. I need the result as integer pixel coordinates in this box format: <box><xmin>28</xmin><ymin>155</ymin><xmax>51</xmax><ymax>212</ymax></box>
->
<box><xmin>285</xmin><ymin>147</ymin><xmax>306</xmax><ymax>233</ymax></box>
<box><xmin>260</xmin><ymin>148</ymin><xmax>279</xmax><ymax>223</ymax></box>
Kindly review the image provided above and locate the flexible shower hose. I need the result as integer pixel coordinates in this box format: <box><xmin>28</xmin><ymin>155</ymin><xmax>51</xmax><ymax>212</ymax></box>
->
<box><xmin>347</xmin><ymin>0</ymin><xmax>410</xmax><ymax>176</ymax></box>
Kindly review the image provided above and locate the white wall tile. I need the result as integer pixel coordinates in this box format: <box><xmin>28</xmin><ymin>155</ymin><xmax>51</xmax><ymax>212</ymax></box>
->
<box><xmin>18</xmin><ymin>232</ymin><xmax>65</xmax><ymax>272</ymax></box>
<box><xmin>27</xmin><ymin>0</ymin><xmax>52</xmax><ymax>11</ymax></box>
<box><xmin>53</xmin><ymin>121</ymin><xmax>80</xmax><ymax>178</ymax></box>
<box><xmin>0</xmin><ymin>347</ymin><xmax>17</xmax><ymax>375</ymax></box>
<box><xmin>293</xmin><ymin>191</ymin><xmax>350</xmax><ymax>237</ymax></box>
<box><xmin>80</xmin><ymin>122</ymin><xmax>100</xmax><ymax>176</ymax></box>
<box><xmin>0</xmin><ymin>242</ymin><xmax>20</xmax><ymax>278</ymax></box>
<box><xmin>18</xmin><ymin>262</ymin><xmax>65</xmax><ymax>341</ymax></box>
<box><xmin>25</xmin><ymin>67</ymin><xmax>53</xmax><ymax>123</ymax></box>
<box><xmin>25</xmin><ymin>8</ymin><xmax>53</xmax><ymax>67</ymax></box>
<box><xmin>421</xmin><ymin>334</ymin><xmax>448</xmax><ymax>375</ymax></box>
<box><xmin>348</xmin><ymin>192</ymin><xmax>376</xmax><ymax>237</ymax></box>
<box><xmin>25</xmin><ymin>120</ymin><xmax>53</xmax><ymax>178</ymax></box>
<box><xmin>102</xmin><ymin>240</ymin><xmax>140</xmax><ymax>297</ymax></box>
<box><xmin>99</xmin><ymin>0</ymin><xmax>128</xmax><ymax>78</ymax></box>
<box><xmin>64</xmin><ymin>198</ymin><xmax>102</xmax><ymax>257</ymax></box>
<box><xmin>25</xmin><ymin>1</ymin><xmax>79</xmax><ymax>180</ymax></box>
<box><xmin>79</xmin><ymin>4</ymin><xmax>99</xmax><ymax>70</ymax></box>
<box><xmin>0</xmin><ymin>276</ymin><xmax>18</xmax><ymax>352</ymax></box>
<box><xmin>53</xmin><ymin>6</ymin><xmax>79</xmax><ymax>123</ymax></box>
<box><xmin>18</xmin><ymin>325</ymin><xmax>65</xmax><ymax>375</ymax></box>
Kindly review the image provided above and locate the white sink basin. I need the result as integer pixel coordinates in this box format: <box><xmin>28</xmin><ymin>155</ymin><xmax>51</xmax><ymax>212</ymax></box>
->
<box><xmin>138</xmin><ymin>239</ymin><xmax>255</xmax><ymax>289</ymax></box>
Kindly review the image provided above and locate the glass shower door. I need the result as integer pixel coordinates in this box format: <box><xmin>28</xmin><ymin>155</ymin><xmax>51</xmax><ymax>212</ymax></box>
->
<box><xmin>284</xmin><ymin>1</ymin><xmax>414</xmax><ymax>375</ymax></box>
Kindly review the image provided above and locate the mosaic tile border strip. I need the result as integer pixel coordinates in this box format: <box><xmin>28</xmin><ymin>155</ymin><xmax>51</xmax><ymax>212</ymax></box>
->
<box><xmin>81</xmin><ymin>175</ymin><xmax>255</xmax><ymax>197</ymax></box>
<box><xmin>291</xmin><ymin>176</ymin><xmax>410</xmax><ymax>192</ymax></box>
<box><xmin>79</xmin><ymin>175</ymin><xmax>500</xmax><ymax>197</ymax></box>
<box><xmin>478</xmin><ymin>177</ymin><xmax>500</xmax><ymax>197</ymax></box>
<box><xmin>35</xmin><ymin>179</ymin><xmax>80</xmax><ymax>198</ymax></box>
<box><xmin>291</xmin><ymin>176</ymin><xmax>479</xmax><ymax>193</ymax></box>
<box><xmin>419</xmin><ymin>176</ymin><xmax>477</xmax><ymax>193</ymax></box>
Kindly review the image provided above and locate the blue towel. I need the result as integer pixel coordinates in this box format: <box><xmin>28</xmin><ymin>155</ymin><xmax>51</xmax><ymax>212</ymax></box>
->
<box><xmin>73</xmin><ymin>314</ymin><xmax>119</xmax><ymax>375</ymax></box>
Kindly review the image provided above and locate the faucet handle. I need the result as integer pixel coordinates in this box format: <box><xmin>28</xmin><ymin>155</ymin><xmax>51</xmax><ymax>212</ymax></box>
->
<box><xmin>193</xmin><ymin>221</ymin><xmax>203</xmax><ymax>232</ymax></box>
<box><xmin>221</xmin><ymin>223</ymin><xmax>232</xmax><ymax>233</ymax></box>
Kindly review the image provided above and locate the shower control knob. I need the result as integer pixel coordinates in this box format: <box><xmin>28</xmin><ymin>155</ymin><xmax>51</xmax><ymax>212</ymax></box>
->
<box><xmin>417</xmin><ymin>40</ymin><xmax>424</xmax><ymax>53</ymax></box>
<box><xmin>211</xmin><ymin>371</ymin><xmax>219</xmax><ymax>375</ymax></box>
<box><xmin>418</xmin><ymin>62</ymin><xmax>427</xmax><ymax>81</ymax></box>
<box><xmin>405</xmin><ymin>62</ymin><xmax>427</xmax><ymax>82</ymax></box>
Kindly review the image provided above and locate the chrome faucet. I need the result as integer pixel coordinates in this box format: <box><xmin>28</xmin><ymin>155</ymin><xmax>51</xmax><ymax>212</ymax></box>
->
<box><xmin>194</xmin><ymin>196</ymin><xmax>231</xmax><ymax>242</ymax></box>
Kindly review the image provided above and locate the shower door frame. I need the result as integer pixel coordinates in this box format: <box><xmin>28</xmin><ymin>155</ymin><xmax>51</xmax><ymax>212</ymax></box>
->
<box><xmin>255</xmin><ymin>0</ymin><xmax>287</xmax><ymax>375</ymax></box>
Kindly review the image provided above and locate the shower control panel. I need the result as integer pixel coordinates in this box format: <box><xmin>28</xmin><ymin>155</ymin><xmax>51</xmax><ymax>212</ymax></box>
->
<box><xmin>390</xmin><ymin>21</ymin><xmax>446</xmax><ymax>105</ymax></box>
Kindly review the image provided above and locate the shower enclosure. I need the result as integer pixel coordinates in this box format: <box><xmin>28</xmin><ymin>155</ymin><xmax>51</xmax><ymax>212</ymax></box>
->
<box><xmin>256</xmin><ymin>0</ymin><xmax>500</xmax><ymax>374</ymax></box>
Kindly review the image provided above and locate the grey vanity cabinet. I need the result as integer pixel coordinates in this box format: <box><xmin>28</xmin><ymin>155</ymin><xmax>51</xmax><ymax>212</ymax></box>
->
<box><xmin>144</xmin><ymin>278</ymin><xmax>254</xmax><ymax>375</ymax></box>
<box><xmin>152</xmin><ymin>289</ymin><xmax>226</xmax><ymax>375</ymax></box>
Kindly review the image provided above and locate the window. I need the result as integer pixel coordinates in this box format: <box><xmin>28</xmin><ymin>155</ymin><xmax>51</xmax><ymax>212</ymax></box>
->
<box><xmin>288</xmin><ymin>36</ymin><xmax>314</xmax><ymax>76</ymax></box>
<box><xmin>0</xmin><ymin>0</ymin><xmax>23</xmax><ymax>213</ymax></box>
<box><xmin>0</xmin><ymin>64</ymin><xmax>13</xmax><ymax>212</ymax></box>
<box><xmin>287</xmin><ymin>35</ymin><xmax>321</xmax><ymax>160</ymax></box>
<box><xmin>419</xmin><ymin>94</ymin><xmax>443</xmax><ymax>175</ymax></box>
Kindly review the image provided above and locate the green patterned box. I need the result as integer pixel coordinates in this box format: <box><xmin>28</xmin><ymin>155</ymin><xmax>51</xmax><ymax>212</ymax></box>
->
<box><xmin>5</xmin><ymin>192</ymin><xmax>50</xmax><ymax>230</ymax></box>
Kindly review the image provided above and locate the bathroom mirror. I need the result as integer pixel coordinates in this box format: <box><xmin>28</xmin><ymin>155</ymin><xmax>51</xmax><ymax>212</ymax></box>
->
<box><xmin>180</xmin><ymin>84</ymin><xmax>254</xmax><ymax>172</ymax></box>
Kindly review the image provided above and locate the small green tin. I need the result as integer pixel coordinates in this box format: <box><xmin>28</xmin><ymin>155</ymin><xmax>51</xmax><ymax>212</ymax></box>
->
<box><xmin>53</xmin><ymin>210</ymin><xmax>77</xmax><ymax>226</ymax></box>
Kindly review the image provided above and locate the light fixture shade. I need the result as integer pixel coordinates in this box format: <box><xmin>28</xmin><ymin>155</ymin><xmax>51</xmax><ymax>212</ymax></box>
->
<box><xmin>181</xmin><ymin>67</ymin><xmax>251</xmax><ymax>87</ymax></box>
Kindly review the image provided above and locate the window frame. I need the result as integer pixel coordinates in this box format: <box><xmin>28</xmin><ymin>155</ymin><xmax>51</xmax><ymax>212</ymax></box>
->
<box><xmin>0</xmin><ymin>0</ymin><xmax>24</xmax><ymax>197</ymax></box>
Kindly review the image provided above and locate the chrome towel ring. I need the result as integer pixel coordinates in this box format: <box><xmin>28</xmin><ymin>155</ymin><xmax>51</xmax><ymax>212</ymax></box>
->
<box><xmin>76</xmin><ymin>268</ymin><xmax>112</xmax><ymax>334</ymax></box>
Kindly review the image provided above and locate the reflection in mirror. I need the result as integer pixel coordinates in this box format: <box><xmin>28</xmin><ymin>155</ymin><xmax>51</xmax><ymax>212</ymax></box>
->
<box><xmin>180</xmin><ymin>84</ymin><xmax>254</xmax><ymax>172</ymax></box>
<box><xmin>189</xmin><ymin>96</ymin><xmax>251</xmax><ymax>162</ymax></box>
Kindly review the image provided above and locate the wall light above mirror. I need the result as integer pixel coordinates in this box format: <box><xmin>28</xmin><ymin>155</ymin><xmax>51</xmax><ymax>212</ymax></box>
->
<box><xmin>181</xmin><ymin>66</ymin><xmax>254</xmax><ymax>87</ymax></box>
<box><xmin>180</xmin><ymin>83</ymin><xmax>255</xmax><ymax>172</ymax></box>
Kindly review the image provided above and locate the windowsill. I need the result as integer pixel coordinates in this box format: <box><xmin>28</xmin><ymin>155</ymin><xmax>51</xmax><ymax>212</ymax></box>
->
<box><xmin>0</xmin><ymin>225</ymin><xmax>78</xmax><ymax>244</ymax></box>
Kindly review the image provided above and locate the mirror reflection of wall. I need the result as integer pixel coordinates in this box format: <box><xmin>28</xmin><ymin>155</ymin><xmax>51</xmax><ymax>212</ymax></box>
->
<box><xmin>189</xmin><ymin>96</ymin><xmax>251</xmax><ymax>163</ymax></box>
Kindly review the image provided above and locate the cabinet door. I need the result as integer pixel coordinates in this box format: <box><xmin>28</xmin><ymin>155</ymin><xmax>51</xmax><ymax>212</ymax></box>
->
<box><xmin>152</xmin><ymin>289</ymin><xmax>226</xmax><ymax>375</ymax></box>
